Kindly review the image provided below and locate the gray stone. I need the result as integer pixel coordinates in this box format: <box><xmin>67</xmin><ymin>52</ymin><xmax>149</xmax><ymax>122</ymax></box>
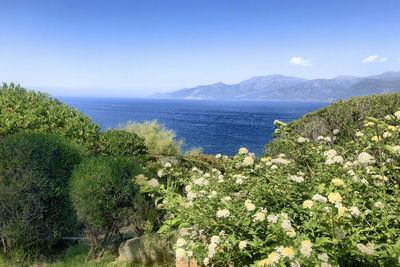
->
<box><xmin>118</xmin><ymin>237</ymin><xmax>157</xmax><ymax>264</ymax></box>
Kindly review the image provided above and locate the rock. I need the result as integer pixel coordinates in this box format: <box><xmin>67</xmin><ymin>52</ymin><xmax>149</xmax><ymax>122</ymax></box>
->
<box><xmin>118</xmin><ymin>237</ymin><xmax>157</xmax><ymax>264</ymax></box>
<box><xmin>176</xmin><ymin>258</ymin><xmax>198</xmax><ymax>267</ymax></box>
<box><xmin>118</xmin><ymin>233</ymin><xmax>172</xmax><ymax>265</ymax></box>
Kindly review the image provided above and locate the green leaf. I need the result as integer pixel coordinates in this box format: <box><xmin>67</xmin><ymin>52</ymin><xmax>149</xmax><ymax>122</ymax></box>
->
<box><xmin>158</xmin><ymin>225</ymin><xmax>170</xmax><ymax>233</ymax></box>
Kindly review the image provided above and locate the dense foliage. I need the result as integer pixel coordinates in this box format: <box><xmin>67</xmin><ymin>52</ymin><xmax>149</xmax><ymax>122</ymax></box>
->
<box><xmin>70</xmin><ymin>156</ymin><xmax>143</xmax><ymax>259</ymax></box>
<box><xmin>98</xmin><ymin>129</ymin><xmax>148</xmax><ymax>157</ymax></box>
<box><xmin>2</xmin><ymin>84</ymin><xmax>400</xmax><ymax>267</ymax></box>
<box><xmin>265</xmin><ymin>93</ymin><xmax>400</xmax><ymax>156</ymax></box>
<box><xmin>0</xmin><ymin>133</ymin><xmax>82</xmax><ymax>255</ymax></box>
<box><xmin>122</xmin><ymin>120</ymin><xmax>183</xmax><ymax>156</ymax></box>
<box><xmin>143</xmin><ymin>110</ymin><xmax>400</xmax><ymax>266</ymax></box>
<box><xmin>0</xmin><ymin>83</ymin><xmax>101</xmax><ymax>151</ymax></box>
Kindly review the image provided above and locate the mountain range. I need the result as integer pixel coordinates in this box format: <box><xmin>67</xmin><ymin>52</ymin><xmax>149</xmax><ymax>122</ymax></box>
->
<box><xmin>154</xmin><ymin>71</ymin><xmax>400</xmax><ymax>101</ymax></box>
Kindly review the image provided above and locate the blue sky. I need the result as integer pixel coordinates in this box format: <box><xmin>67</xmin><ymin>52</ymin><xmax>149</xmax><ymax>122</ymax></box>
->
<box><xmin>1</xmin><ymin>0</ymin><xmax>400</xmax><ymax>97</ymax></box>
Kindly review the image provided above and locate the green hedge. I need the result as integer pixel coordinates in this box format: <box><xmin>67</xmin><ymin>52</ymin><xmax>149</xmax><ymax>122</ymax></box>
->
<box><xmin>98</xmin><ymin>129</ymin><xmax>148</xmax><ymax>157</ymax></box>
<box><xmin>0</xmin><ymin>133</ymin><xmax>82</xmax><ymax>254</ymax></box>
<box><xmin>0</xmin><ymin>83</ymin><xmax>101</xmax><ymax>151</ymax></box>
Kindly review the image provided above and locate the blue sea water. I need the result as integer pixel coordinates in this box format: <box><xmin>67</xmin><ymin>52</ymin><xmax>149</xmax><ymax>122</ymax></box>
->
<box><xmin>58</xmin><ymin>97</ymin><xmax>328</xmax><ymax>156</ymax></box>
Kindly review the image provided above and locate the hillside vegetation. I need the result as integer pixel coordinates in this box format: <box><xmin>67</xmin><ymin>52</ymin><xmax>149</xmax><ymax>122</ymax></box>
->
<box><xmin>265</xmin><ymin>93</ymin><xmax>400</xmax><ymax>155</ymax></box>
<box><xmin>150</xmin><ymin>100</ymin><xmax>400</xmax><ymax>266</ymax></box>
<box><xmin>1</xmin><ymin>84</ymin><xmax>400</xmax><ymax>267</ymax></box>
<box><xmin>0</xmin><ymin>83</ymin><xmax>101</xmax><ymax>151</ymax></box>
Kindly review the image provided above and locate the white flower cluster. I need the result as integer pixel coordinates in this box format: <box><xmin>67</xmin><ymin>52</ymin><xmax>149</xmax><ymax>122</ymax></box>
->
<box><xmin>383</xmin><ymin>132</ymin><xmax>392</xmax><ymax>138</ymax></box>
<box><xmin>175</xmin><ymin>248</ymin><xmax>186</xmax><ymax>259</ymax></box>
<box><xmin>207</xmin><ymin>235</ymin><xmax>220</xmax><ymax>260</ymax></box>
<box><xmin>164</xmin><ymin>162</ymin><xmax>172</xmax><ymax>168</ymax></box>
<box><xmin>374</xmin><ymin>201</ymin><xmax>384</xmax><ymax>209</ymax></box>
<box><xmin>267</xmin><ymin>214</ymin><xmax>279</xmax><ymax>223</ymax></box>
<box><xmin>216</xmin><ymin>209</ymin><xmax>230</xmax><ymax>218</ymax></box>
<box><xmin>193</xmin><ymin>177</ymin><xmax>209</xmax><ymax>186</ymax></box>
<box><xmin>208</xmin><ymin>191</ymin><xmax>217</xmax><ymax>199</ymax></box>
<box><xmin>243</xmin><ymin>156</ymin><xmax>254</xmax><ymax>166</ymax></box>
<box><xmin>343</xmin><ymin>161</ymin><xmax>354</xmax><ymax>169</ymax></box>
<box><xmin>323</xmin><ymin>149</ymin><xmax>337</xmax><ymax>158</ymax></box>
<box><xmin>347</xmin><ymin>169</ymin><xmax>355</xmax><ymax>176</ymax></box>
<box><xmin>238</xmin><ymin>147</ymin><xmax>248</xmax><ymax>155</ymax></box>
<box><xmin>349</xmin><ymin>206</ymin><xmax>360</xmax><ymax>217</ymax></box>
<box><xmin>312</xmin><ymin>194</ymin><xmax>328</xmax><ymax>203</ymax></box>
<box><xmin>265</xmin><ymin>156</ymin><xmax>290</xmax><ymax>168</ymax></box>
<box><xmin>253</xmin><ymin>211</ymin><xmax>266</xmax><ymax>222</ymax></box>
<box><xmin>281</xmin><ymin>219</ymin><xmax>292</xmax><ymax>231</ymax></box>
<box><xmin>147</xmin><ymin>178</ymin><xmax>160</xmax><ymax>187</ymax></box>
<box><xmin>297</xmin><ymin>136</ymin><xmax>309</xmax><ymax>143</ymax></box>
<box><xmin>187</xmin><ymin>191</ymin><xmax>196</xmax><ymax>201</ymax></box>
<box><xmin>223</xmin><ymin>196</ymin><xmax>232</xmax><ymax>201</ymax></box>
<box><xmin>276</xmin><ymin>246</ymin><xmax>295</xmax><ymax>259</ymax></box>
<box><xmin>176</xmin><ymin>237</ymin><xmax>187</xmax><ymax>247</ymax></box>
<box><xmin>288</xmin><ymin>175</ymin><xmax>304</xmax><ymax>183</ymax></box>
<box><xmin>323</xmin><ymin>149</ymin><xmax>344</xmax><ymax>165</ymax></box>
<box><xmin>238</xmin><ymin>240</ymin><xmax>247</xmax><ymax>250</ymax></box>
<box><xmin>300</xmin><ymin>240</ymin><xmax>312</xmax><ymax>258</ymax></box>
<box><xmin>244</xmin><ymin>199</ymin><xmax>256</xmax><ymax>211</ymax></box>
<box><xmin>179</xmin><ymin>227</ymin><xmax>190</xmax><ymax>237</ymax></box>
<box><xmin>272</xmin><ymin>157</ymin><xmax>290</xmax><ymax>165</ymax></box>
<box><xmin>357</xmin><ymin>243</ymin><xmax>375</xmax><ymax>255</ymax></box>
<box><xmin>317</xmin><ymin>136</ymin><xmax>332</xmax><ymax>142</ymax></box>
<box><xmin>175</xmin><ymin>237</ymin><xmax>193</xmax><ymax>260</ymax></box>
<box><xmin>318</xmin><ymin>253</ymin><xmax>329</xmax><ymax>262</ymax></box>
<box><xmin>357</xmin><ymin>152</ymin><xmax>376</xmax><ymax>165</ymax></box>
<box><xmin>355</xmin><ymin>131</ymin><xmax>364</xmax><ymax>137</ymax></box>
<box><xmin>261</xmin><ymin>251</ymin><xmax>281</xmax><ymax>265</ymax></box>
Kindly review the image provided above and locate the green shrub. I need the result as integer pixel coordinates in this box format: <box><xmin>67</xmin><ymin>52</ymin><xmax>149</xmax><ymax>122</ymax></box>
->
<box><xmin>185</xmin><ymin>147</ymin><xmax>203</xmax><ymax>156</ymax></box>
<box><xmin>70</xmin><ymin>156</ymin><xmax>142</xmax><ymax>259</ymax></box>
<box><xmin>0</xmin><ymin>133</ymin><xmax>82</xmax><ymax>255</ymax></box>
<box><xmin>122</xmin><ymin>120</ymin><xmax>182</xmax><ymax>156</ymax></box>
<box><xmin>0</xmin><ymin>83</ymin><xmax>101</xmax><ymax>151</ymax></box>
<box><xmin>265</xmin><ymin>93</ymin><xmax>400</xmax><ymax>156</ymax></box>
<box><xmin>97</xmin><ymin>129</ymin><xmax>148</xmax><ymax>157</ymax></box>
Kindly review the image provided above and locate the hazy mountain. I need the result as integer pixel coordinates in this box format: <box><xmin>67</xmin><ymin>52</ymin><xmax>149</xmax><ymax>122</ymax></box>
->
<box><xmin>155</xmin><ymin>71</ymin><xmax>400</xmax><ymax>101</ymax></box>
<box><xmin>367</xmin><ymin>71</ymin><xmax>400</xmax><ymax>81</ymax></box>
<box><xmin>347</xmin><ymin>78</ymin><xmax>400</xmax><ymax>97</ymax></box>
<box><xmin>257</xmin><ymin>78</ymin><xmax>360</xmax><ymax>101</ymax></box>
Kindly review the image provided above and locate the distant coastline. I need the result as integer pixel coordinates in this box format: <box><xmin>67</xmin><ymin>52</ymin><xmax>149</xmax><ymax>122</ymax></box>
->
<box><xmin>155</xmin><ymin>71</ymin><xmax>400</xmax><ymax>102</ymax></box>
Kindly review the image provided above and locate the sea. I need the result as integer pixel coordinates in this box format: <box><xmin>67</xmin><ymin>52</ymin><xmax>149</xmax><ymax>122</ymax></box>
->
<box><xmin>58</xmin><ymin>97</ymin><xmax>328</xmax><ymax>156</ymax></box>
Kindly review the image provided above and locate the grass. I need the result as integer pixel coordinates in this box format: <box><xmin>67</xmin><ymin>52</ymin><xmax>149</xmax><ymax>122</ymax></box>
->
<box><xmin>0</xmin><ymin>243</ymin><xmax>170</xmax><ymax>267</ymax></box>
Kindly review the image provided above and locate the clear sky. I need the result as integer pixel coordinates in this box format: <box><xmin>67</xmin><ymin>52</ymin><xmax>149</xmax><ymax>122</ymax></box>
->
<box><xmin>1</xmin><ymin>0</ymin><xmax>400</xmax><ymax>97</ymax></box>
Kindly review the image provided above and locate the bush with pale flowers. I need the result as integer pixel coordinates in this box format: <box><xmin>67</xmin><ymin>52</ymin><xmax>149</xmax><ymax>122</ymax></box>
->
<box><xmin>139</xmin><ymin>110</ymin><xmax>400</xmax><ymax>266</ymax></box>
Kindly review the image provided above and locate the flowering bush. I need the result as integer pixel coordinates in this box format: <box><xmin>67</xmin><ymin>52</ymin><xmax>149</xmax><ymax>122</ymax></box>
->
<box><xmin>140</xmin><ymin>112</ymin><xmax>400</xmax><ymax>266</ymax></box>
